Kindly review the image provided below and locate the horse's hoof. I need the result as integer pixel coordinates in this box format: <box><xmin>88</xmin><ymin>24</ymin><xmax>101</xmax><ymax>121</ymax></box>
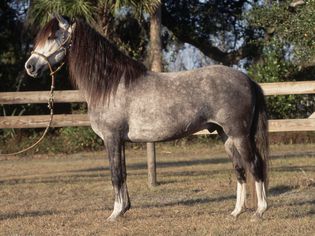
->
<box><xmin>250</xmin><ymin>213</ymin><xmax>263</xmax><ymax>222</ymax></box>
<box><xmin>106</xmin><ymin>212</ymin><xmax>122</xmax><ymax>222</ymax></box>
<box><xmin>226</xmin><ymin>214</ymin><xmax>238</xmax><ymax>221</ymax></box>
<box><xmin>229</xmin><ymin>208</ymin><xmax>244</xmax><ymax>219</ymax></box>
<box><xmin>106</xmin><ymin>216</ymin><xmax>117</xmax><ymax>222</ymax></box>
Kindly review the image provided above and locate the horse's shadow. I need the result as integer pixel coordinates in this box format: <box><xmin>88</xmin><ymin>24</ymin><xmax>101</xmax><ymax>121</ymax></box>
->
<box><xmin>138</xmin><ymin>194</ymin><xmax>235</xmax><ymax>209</ymax></box>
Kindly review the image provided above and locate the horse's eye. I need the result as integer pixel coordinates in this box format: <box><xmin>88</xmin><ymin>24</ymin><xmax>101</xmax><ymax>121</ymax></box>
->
<box><xmin>48</xmin><ymin>35</ymin><xmax>57</xmax><ymax>40</ymax></box>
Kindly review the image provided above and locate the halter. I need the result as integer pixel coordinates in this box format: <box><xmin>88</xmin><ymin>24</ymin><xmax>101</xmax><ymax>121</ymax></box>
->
<box><xmin>31</xmin><ymin>24</ymin><xmax>72</xmax><ymax>77</ymax></box>
<box><xmin>2</xmin><ymin>25</ymin><xmax>73</xmax><ymax>156</ymax></box>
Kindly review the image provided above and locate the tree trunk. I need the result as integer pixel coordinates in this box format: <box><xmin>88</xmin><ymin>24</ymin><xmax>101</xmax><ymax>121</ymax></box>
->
<box><xmin>147</xmin><ymin>4</ymin><xmax>162</xmax><ymax>188</ymax></box>
<box><xmin>150</xmin><ymin>5</ymin><xmax>163</xmax><ymax>72</ymax></box>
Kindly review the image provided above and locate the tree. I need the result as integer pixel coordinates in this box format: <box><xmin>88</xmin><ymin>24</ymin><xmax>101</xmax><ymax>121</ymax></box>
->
<box><xmin>27</xmin><ymin>0</ymin><xmax>161</xmax><ymax>61</ymax></box>
<box><xmin>246</xmin><ymin>0</ymin><xmax>315</xmax><ymax>118</ymax></box>
<box><xmin>162</xmin><ymin>0</ymin><xmax>261</xmax><ymax>66</ymax></box>
<box><xmin>0</xmin><ymin>0</ymin><xmax>30</xmax><ymax>93</ymax></box>
<box><xmin>150</xmin><ymin>4</ymin><xmax>162</xmax><ymax>72</ymax></box>
<box><xmin>27</xmin><ymin>0</ymin><xmax>160</xmax><ymax>31</ymax></box>
<box><xmin>248</xmin><ymin>0</ymin><xmax>315</xmax><ymax>78</ymax></box>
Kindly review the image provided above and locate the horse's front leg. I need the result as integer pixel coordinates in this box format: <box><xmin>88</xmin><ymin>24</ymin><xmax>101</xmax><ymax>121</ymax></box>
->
<box><xmin>104</xmin><ymin>135</ymin><xmax>130</xmax><ymax>221</ymax></box>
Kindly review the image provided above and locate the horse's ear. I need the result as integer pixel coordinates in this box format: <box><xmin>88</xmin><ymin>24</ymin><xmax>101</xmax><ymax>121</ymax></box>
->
<box><xmin>54</xmin><ymin>13</ymin><xmax>69</xmax><ymax>30</ymax></box>
<box><xmin>48</xmin><ymin>12</ymin><xmax>54</xmax><ymax>19</ymax></box>
<box><xmin>69</xmin><ymin>22</ymin><xmax>76</xmax><ymax>34</ymax></box>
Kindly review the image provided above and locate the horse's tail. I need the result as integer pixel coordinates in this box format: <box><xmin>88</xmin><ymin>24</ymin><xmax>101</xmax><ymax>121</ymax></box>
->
<box><xmin>248</xmin><ymin>81</ymin><xmax>269</xmax><ymax>207</ymax></box>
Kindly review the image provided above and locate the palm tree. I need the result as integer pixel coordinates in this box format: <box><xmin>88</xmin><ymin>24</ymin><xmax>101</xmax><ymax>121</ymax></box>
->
<box><xmin>149</xmin><ymin>4</ymin><xmax>162</xmax><ymax>72</ymax></box>
<box><xmin>27</xmin><ymin>0</ymin><xmax>96</xmax><ymax>26</ymax></box>
<box><xmin>99</xmin><ymin>0</ymin><xmax>160</xmax><ymax>37</ymax></box>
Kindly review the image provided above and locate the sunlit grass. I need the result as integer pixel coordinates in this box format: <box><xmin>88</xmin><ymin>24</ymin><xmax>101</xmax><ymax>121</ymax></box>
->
<box><xmin>0</xmin><ymin>144</ymin><xmax>314</xmax><ymax>235</ymax></box>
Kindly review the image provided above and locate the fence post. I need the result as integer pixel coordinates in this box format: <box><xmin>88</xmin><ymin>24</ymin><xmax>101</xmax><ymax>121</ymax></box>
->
<box><xmin>147</xmin><ymin>142</ymin><xmax>157</xmax><ymax>187</ymax></box>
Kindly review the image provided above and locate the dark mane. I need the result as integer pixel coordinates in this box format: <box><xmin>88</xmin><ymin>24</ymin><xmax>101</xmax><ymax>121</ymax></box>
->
<box><xmin>35</xmin><ymin>18</ymin><xmax>59</xmax><ymax>47</ymax></box>
<box><xmin>68</xmin><ymin>18</ymin><xmax>147</xmax><ymax>105</ymax></box>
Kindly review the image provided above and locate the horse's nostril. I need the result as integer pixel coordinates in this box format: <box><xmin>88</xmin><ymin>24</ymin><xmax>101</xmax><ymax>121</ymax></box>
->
<box><xmin>26</xmin><ymin>63</ymin><xmax>35</xmax><ymax>73</ymax></box>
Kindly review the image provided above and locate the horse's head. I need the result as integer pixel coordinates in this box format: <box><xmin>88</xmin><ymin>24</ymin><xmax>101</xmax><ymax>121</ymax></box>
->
<box><xmin>25</xmin><ymin>14</ymin><xmax>74</xmax><ymax>77</ymax></box>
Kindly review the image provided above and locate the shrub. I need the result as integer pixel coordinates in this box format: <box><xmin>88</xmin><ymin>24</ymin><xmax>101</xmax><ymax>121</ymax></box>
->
<box><xmin>59</xmin><ymin>127</ymin><xmax>103</xmax><ymax>152</ymax></box>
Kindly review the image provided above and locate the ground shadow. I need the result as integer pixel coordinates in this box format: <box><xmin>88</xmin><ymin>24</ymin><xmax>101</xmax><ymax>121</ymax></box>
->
<box><xmin>269</xmin><ymin>185</ymin><xmax>295</xmax><ymax>196</ymax></box>
<box><xmin>271</xmin><ymin>151</ymin><xmax>315</xmax><ymax>160</ymax></box>
<box><xmin>72</xmin><ymin>156</ymin><xmax>230</xmax><ymax>173</ymax></box>
<box><xmin>0</xmin><ymin>173</ymin><xmax>109</xmax><ymax>186</ymax></box>
<box><xmin>290</xmin><ymin>199</ymin><xmax>315</xmax><ymax>207</ymax></box>
<box><xmin>69</xmin><ymin>151</ymin><xmax>315</xmax><ymax>174</ymax></box>
<box><xmin>161</xmin><ymin>168</ymin><xmax>230</xmax><ymax>178</ymax></box>
<box><xmin>0</xmin><ymin>210</ymin><xmax>57</xmax><ymax>221</ymax></box>
<box><xmin>0</xmin><ymin>160</ymin><xmax>232</xmax><ymax>185</ymax></box>
<box><xmin>138</xmin><ymin>194</ymin><xmax>235</xmax><ymax>209</ymax></box>
<box><xmin>271</xmin><ymin>165</ymin><xmax>315</xmax><ymax>173</ymax></box>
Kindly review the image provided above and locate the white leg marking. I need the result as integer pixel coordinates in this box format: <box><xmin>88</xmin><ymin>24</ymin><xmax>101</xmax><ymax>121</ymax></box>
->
<box><xmin>231</xmin><ymin>182</ymin><xmax>246</xmax><ymax>217</ymax></box>
<box><xmin>107</xmin><ymin>190</ymin><xmax>123</xmax><ymax>221</ymax></box>
<box><xmin>254</xmin><ymin>181</ymin><xmax>267</xmax><ymax>217</ymax></box>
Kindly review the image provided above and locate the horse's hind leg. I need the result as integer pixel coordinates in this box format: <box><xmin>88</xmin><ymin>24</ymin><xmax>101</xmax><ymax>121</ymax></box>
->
<box><xmin>104</xmin><ymin>135</ymin><xmax>130</xmax><ymax>221</ymax></box>
<box><xmin>213</xmin><ymin>126</ymin><xmax>247</xmax><ymax>217</ymax></box>
<box><xmin>221</xmin><ymin>134</ymin><xmax>247</xmax><ymax>218</ymax></box>
<box><xmin>232</xmin><ymin>136</ymin><xmax>267</xmax><ymax>219</ymax></box>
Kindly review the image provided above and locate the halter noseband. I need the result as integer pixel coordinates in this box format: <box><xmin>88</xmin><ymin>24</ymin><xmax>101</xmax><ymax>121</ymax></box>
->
<box><xmin>31</xmin><ymin>24</ymin><xmax>72</xmax><ymax>76</ymax></box>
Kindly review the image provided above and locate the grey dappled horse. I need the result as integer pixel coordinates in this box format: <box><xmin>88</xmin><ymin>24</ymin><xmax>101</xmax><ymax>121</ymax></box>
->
<box><xmin>25</xmin><ymin>15</ymin><xmax>269</xmax><ymax>221</ymax></box>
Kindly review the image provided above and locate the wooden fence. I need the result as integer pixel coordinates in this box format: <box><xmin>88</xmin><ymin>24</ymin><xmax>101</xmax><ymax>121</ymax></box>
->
<box><xmin>0</xmin><ymin>81</ymin><xmax>315</xmax><ymax>131</ymax></box>
<box><xmin>1</xmin><ymin>80</ymin><xmax>314</xmax><ymax>187</ymax></box>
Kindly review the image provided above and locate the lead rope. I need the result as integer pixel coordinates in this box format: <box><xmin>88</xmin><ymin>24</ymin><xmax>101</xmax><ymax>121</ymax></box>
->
<box><xmin>2</xmin><ymin>23</ymin><xmax>72</xmax><ymax>156</ymax></box>
<box><xmin>1</xmin><ymin>60</ymin><xmax>64</xmax><ymax>156</ymax></box>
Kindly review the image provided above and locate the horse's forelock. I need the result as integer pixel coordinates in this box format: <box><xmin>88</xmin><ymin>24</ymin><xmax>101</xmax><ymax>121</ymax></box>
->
<box><xmin>35</xmin><ymin>18</ymin><xmax>60</xmax><ymax>47</ymax></box>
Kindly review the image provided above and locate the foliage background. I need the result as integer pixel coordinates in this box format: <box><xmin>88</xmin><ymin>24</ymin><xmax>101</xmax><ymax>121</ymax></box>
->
<box><xmin>0</xmin><ymin>0</ymin><xmax>314</xmax><ymax>153</ymax></box>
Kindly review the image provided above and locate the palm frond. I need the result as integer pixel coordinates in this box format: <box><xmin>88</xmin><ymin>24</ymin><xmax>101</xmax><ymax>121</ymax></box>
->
<box><xmin>113</xmin><ymin>0</ymin><xmax>161</xmax><ymax>15</ymax></box>
<box><xmin>28</xmin><ymin>0</ymin><xmax>96</xmax><ymax>27</ymax></box>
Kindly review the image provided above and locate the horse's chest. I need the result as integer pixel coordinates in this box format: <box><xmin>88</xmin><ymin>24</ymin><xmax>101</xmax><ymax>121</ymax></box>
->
<box><xmin>88</xmin><ymin>109</ymin><xmax>125</xmax><ymax>140</ymax></box>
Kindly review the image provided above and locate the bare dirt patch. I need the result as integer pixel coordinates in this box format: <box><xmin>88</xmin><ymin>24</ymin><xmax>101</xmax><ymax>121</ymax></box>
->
<box><xmin>0</xmin><ymin>144</ymin><xmax>314</xmax><ymax>235</ymax></box>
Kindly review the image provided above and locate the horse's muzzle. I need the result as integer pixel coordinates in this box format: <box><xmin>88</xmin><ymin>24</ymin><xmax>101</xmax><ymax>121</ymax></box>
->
<box><xmin>25</xmin><ymin>58</ymin><xmax>42</xmax><ymax>78</ymax></box>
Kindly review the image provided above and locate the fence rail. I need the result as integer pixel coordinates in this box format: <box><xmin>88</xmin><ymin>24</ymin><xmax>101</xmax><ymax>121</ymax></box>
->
<box><xmin>1</xmin><ymin>114</ymin><xmax>314</xmax><ymax>133</ymax></box>
<box><xmin>1</xmin><ymin>81</ymin><xmax>315</xmax><ymax>105</ymax></box>
<box><xmin>1</xmin><ymin>81</ymin><xmax>315</xmax><ymax>132</ymax></box>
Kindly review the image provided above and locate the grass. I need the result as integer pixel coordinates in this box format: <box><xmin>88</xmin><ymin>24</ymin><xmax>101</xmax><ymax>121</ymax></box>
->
<box><xmin>0</xmin><ymin>143</ymin><xmax>314</xmax><ymax>235</ymax></box>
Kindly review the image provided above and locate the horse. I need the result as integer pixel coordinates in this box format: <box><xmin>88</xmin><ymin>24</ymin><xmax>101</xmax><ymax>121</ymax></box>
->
<box><xmin>25</xmin><ymin>14</ymin><xmax>269</xmax><ymax>221</ymax></box>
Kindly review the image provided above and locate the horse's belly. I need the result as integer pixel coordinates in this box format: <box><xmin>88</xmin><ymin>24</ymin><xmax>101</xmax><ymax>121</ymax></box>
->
<box><xmin>127</xmin><ymin>128</ymin><xmax>193</xmax><ymax>142</ymax></box>
<box><xmin>126</xmin><ymin>117</ymin><xmax>208</xmax><ymax>142</ymax></box>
